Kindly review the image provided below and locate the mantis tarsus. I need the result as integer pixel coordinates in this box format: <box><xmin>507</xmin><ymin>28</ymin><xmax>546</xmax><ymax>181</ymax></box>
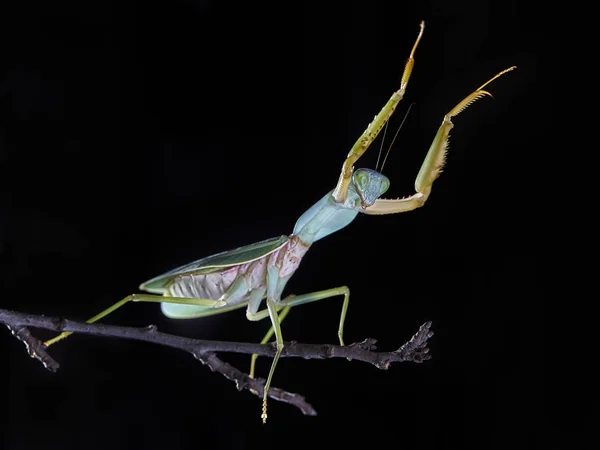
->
<box><xmin>44</xmin><ymin>21</ymin><xmax>515</xmax><ymax>423</ymax></box>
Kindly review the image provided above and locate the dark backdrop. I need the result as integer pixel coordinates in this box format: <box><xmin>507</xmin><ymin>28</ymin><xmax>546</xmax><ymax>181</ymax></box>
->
<box><xmin>2</xmin><ymin>2</ymin><xmax>549</xmax><ymax>449</ymax></box>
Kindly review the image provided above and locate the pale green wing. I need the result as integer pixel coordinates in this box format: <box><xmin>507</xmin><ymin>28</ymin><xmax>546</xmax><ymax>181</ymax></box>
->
<box><xmin>139</xmin><ymin>235</ymin><xmax>288</xmax><ymax>294</ymax></box>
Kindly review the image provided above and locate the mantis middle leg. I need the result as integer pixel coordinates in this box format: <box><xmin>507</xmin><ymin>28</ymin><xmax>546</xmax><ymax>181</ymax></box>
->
<box><xmin>246</xmin><ymin>285</ymin><xmax>350</xmax><ymax>422</ymax></box>
<box><xmin>248</xmin><ymin>286</ymin><xmax>350</xmax><ymax>378</ymax></box>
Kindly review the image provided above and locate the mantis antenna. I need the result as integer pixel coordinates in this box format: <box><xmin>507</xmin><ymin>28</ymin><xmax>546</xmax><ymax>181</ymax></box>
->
<box><xmin>374</xmin><ymin>120</ymin><xmax>389</xmax><ymax>171</ymax></box>
<box><xmin>379</xmin><ymin>102</ymin><xmax>415</xmax><ymax>173</ymax></box>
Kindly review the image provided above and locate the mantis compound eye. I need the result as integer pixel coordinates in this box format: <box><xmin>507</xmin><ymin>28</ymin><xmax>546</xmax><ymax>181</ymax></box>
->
<box><xmin>379</xmin><ymin>177</ymin><xmax>390</xmax><ymax>195</ymax></box>
<box><xmin>353</xmin><ymin>169</ymin><xmax>370</xmax><ymax>191</ymax></box>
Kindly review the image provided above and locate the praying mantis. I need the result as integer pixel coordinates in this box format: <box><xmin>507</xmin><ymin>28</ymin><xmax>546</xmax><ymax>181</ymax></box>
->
<box><xmin>43</xmin><ymin>21</ymin><xmax>515</xmax><ymax>423</ymax></box>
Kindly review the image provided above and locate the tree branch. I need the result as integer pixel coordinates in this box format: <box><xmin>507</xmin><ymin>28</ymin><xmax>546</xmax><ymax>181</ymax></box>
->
<box><xmin>1</xmin><ymin>308</ymin><xmax>433</xmax><ymax>416</ymax></box>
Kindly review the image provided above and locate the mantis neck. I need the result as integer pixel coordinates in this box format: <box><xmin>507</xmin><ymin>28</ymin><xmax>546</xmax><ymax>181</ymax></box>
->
<box><xmin>292</xmin><ymin>191</ymin><xmax>360</xmax><ymax>245</ymax></box>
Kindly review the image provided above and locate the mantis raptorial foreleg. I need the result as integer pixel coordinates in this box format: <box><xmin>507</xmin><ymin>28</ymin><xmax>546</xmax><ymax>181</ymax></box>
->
<box><xmin>248</xmin><ymin>286</ymin><xmax>351</xmax><ymax>378</ymax></box>
<box><xmin>43</xmin><ymin>294</ymin><xmax>232</xmax><ymax>347</ymax></box>
<box><xmin>332</xmin><ymin>21</ymin><xmax>425</xmax><ymax>204</ymax></box>
<box><xmin>363</xmin><ymin>66</ymin><xmax>517</xmax><ymax>215</ymax></box>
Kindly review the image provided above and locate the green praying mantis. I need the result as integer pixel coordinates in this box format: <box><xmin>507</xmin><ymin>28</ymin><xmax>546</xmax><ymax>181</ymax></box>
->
<box><xmin>44</xmin><ymin>21</ymin><xmax>515</xmax><ymax>423</ymax></box>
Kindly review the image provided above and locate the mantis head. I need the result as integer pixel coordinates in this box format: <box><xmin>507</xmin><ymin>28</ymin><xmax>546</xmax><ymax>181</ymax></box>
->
<box><xmin>347</xmin><ymin>168</ymin><xmax>390</xmax><ymax>209</ymax></box>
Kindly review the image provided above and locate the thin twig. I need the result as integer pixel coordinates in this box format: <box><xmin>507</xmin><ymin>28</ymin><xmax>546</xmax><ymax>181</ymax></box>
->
<box><xmin>1</xmin><ymin>308</ymin><xmax>433</xmax><ymax>416</ymax></box>
<box><xmin>5</xmin><ymin>324</ymin><xmax>60</xmax><ymax>372</ymax></box>
<box><xmin>195</xmin><ymin>352</ymin><xmax>317</xmax><ymax>416</ymax></box>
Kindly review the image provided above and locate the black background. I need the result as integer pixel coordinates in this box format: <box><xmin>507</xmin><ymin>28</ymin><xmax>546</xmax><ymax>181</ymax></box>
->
<box><xmin>1</xmin><ymin>1</ymin><xmax>553</xmax><ymax>449</ymax></box>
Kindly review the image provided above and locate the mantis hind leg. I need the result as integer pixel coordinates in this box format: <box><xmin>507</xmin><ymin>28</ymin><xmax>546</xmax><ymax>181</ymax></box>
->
<box><xmin>43</xmin><ymin>294</ymin><xmax>228</xmax><ymax>347</ymax></box>
<box><xmin>248</xmin><ymin>286</ymin><xmax>350</xmax><ymax>378</ymax></box>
